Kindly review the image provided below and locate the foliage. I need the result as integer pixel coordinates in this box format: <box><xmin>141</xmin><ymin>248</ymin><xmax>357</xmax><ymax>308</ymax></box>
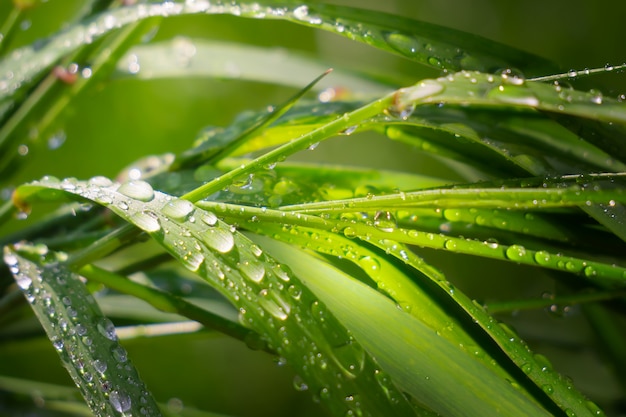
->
<box><xmin>1</xmin><ymin>1</ymin><xmax>625</xmax><ymax>417</ymax></box>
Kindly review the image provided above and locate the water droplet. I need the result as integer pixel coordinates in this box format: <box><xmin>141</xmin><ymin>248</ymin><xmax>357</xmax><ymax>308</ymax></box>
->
<box><xmin>127</xmin><ymin>53</ymin><xmax>140</xmax><ymax>74</ymax></box>
<box><xmin>427</xmin><ymin>56</ymin><xmax>442</xmax><ymax>67</ymax></box>
<box><xmin>201</xmin><ymin>212</ymin><xmax>219</xmax><ymax>227</ymax></box>
<box><xmin>340</xmin><ymin>125</ymin><xmax>358</xmax><ymax>135</ymax></box>
<box><xmin>293</xmin><ymin>374</ymin><xmax>308</xmax><ymax>391</ymax></box>
<box><xmin>89</xmin><ymin>176</ymin><xmax>113</xmax><ymax>187</ymax></box>
<box><xmin>162</xmin><ymin>199</ymin><xmax>194</xmax><ymax>220</ymax></box>
<box><xmin>76</xmin><ymin>323</ymin><xmax>87</xmax><ymax>336</ymax></box>
<box><xmin>258</xmin><ymin>289</ymin><xmax>289</xmax><ymax>320</ymax></box>
<box><xmin>392</xmin><ymin>80</ymin><xmax>444</xmax><ymax>114</ymax></box>
<box><xmin>534</xmin><ymin>353</ymin><xmax>553</xmax><ymax>372</ymax></box>
<box><xmin>444</xmin><ymin>239</ymin><xmax>457</xmax><ymax>251</ymax></box>
<box><xmin>250</xmin><ymin>244</ymin><xmax>263</xmax><ymax>258</ymax></box>
<box><xmin>109</xmin><ymin>390</ymin><xmax>132</xmax><ymax>413</ymax></box>
<box><xmin>500</xmin><ymin>68</ymin><xmax>525</xmax><ymax>85</ymax></box>
<box><xmin>505</xmin><ymin>245</ymin><xmax>527</xmax><ymax>262</ymax></box>
<box><xmin>47</xmin><ymin>130</ymin><xmax>66</xmax><ymax>150</ymax></box>
<box><xmin>585</xmin><ymin>400</ymin><xmax>605</xmax><ymax>416</ymax></box>
<box><xmin>273</xmin><ymin>264</ymin><xmax>291</xmax><ymax>282</ymax></box>
<box><xmin>15</xmin><ymin>273</ymin><xmax>32</xmax><ymax>290</ymax></box>
<box><xmin>60</xmin><ymin>178</ymin><xmax>77</xmax><ymax>191</ymax></box>
<box><xmin>357</xmin><ymin>256</ymin><xmax>380</xmax><ymax>272</ymax></box>
<box><xmin>373</xmin><ymin>211</ymin><xmax>396</xmax><ymax>232</ymax></box>
<box><xmin>542</xmin><ymin>384</ymin><xmax>554</xmax><ymax>394</ymax></box>
<box><xmin>287</xmin><ymin>285</ymin><xmax>301</xmax><ymax>300</ymax></box>
<box><xmin>521</xmin><ymin>363</ymin><xmax>533</xmax><ymax>375</ymax></box>
<box><xmin>202</xmin><ymin>227</ymin><xmax>235</xmax><ymax>253</ymax></box>
<box><xmin>590</xmin><ymin>89</ymin><xmax>603</xmax><ymax>104</ymax></box>
<box><xmin>239</xmin><ymin>261</ymin><xmax>265</xmax><ymax>283</ymax></box>
<box><xmin>112</xmin><ymin>346</ymin><xmax>127</xmax><ymax>363</ymax></box>
<box><xmin>118</xmin><ymin>180</ymin><xmax>155</xmax><ymax>202</ymax></box>
<box><xmin>97</xmin><ymin>317</ymin><xmax>117</xmax><ymax>341</ymax></box>
<box><xmin>182</xmin><ymin>251</ymin><xmax>205</xmax><ymax>271</ymax></box>
<box><xmin>384</xmin><ymin>32</ymin><xmax>420</xmax><ymax>57</ymax></box>
<box><xmin>342</xmin><ymin>226</ymin><xmax>357</xmax><ymax>238</ymax></box>
<box><xmin>94</xmin><ymin>359</ymin><xmax>107</xmax><ymax>374</ymax></box>
<box><xmin>131</xmin><ymin>210</ymin><xmax>161</xmax><ymax>233</ymax></box>
<box><xmin>534</xmin><ymin>250</ymin><xmax>551</xmax><ymax>265</ymax></box>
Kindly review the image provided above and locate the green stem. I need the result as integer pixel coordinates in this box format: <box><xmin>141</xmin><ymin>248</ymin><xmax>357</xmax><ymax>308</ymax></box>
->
<box><xmin>199</xmin><ymin>202</ymin><xmax>626</xmax><ymax>288</ymax></box>
<box><xmin>181</xmin><ymin>92</ymin><xmax>397</xmax><ymax>202</ymax></box>
<box><xmin>65</xmin><ymin>223</ymin><xmax>138</xmax><ymax>269</ymax></box>
<box><xmin>0</xmin><ymin>6</ymin><xmax>21</xmax><ymax>55</ymax></box>
<box><xmin>77</xmin><ymin>263</ymin><xmax>271</xmax><ymax>353</ymax></box>
<box><xmin>0</xmin><ymin>199</ymin><xmax>15</xmax><ymax>230</ymax></box>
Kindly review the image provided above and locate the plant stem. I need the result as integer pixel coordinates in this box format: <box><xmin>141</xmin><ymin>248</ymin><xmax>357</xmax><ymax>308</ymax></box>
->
<box><xmin>78</xmin><ymin>263</ymin><xmax>271</xmax><ymax>353</ymax></box>
<box><xmin>181</xmin><ymin>93</ymin><xmax>397</xmax><ymax>202</ymax></box>
<box><xmin>65</xmin><ymin>223</ymin><xmax>139</xmax><ymax>269</ymax></box>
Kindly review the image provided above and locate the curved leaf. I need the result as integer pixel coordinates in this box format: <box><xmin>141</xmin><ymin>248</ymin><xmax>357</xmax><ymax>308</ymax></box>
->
<box><xmin>3</xmin><ymin>244</ymin><xmax>162</xmax><ymax>417</ymax></box>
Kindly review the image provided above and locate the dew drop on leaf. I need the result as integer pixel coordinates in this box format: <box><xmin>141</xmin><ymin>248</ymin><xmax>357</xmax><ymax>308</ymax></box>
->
<box><xmin>94</xmin><ymin>359</ymin><xmax>107</xmax><ymax>374</ymax></box>
<box><xmin>15</xmin><ymin>273</ymin><xmax>32</xmax><ymax>290</ymax></box>
<box><xmin>258</xmin><ymin>291</ymin><xmax>289</xmax><ymax>320</ymax></box>
<box><xmin>444</xmin><ymin>239</ymin><xmax>457</xmax><ymax>251</ymax></box>
<box><xmin>201</xmin><ymin>212</ymin><xmax>218</xmax><ymax>227</ymax></box>
<box><xmin>130</xmin><ymin>211</ymin><xmax>161</xmax><ymax>233</ymax></box>
<box><xmin>97</xmin><ymin>317</ymin><xmax>117</xmax><ymax>341</ymax></box>
<box><xmin>505</xmin><ymin>244</ymin><xmax>527</xmax><ymax>262</ymax></box>
<box><xmin>162</xmin><ymin>199</ymin><xmax>195</xmax><ymax>220</ymax></box>
<box><xmin>118</xmin><ymin>180</ymin><xmax>155</xmax><ymax>202</ymax></box>
<box><xmin>250</xmin><ymin>244</ymin><xmax>263</xmax><ymax>258</ymax></box>
<box><xmin>357</xmin><ymin>256</ymin><xmax>380</xmax><ymax>272</ymax></box>
<box><xmin>500</xmin><ymin>68</ymin><xmax>526</xmax><ymax>86</ymax></box>
<box><xmin>182</xmin><ymin>251</ymin><xmax>205</xmax><ymax>271</ymax></box>
<box><xmin>272</xmin><ymin>264</ymin><xmax>291</xmax><ymax>282</ymax></box>
<box><xmin>287</xmin><ymin>285</ymin><xmax>301</xmax><ymax>300</ymax></box>
<box><xmin>112</xmin><ymin>346</ymin><xmax>127</xmax><ymax>363</ymax></box>
<box><xmin>240</xmin><ymin>261</ymin><xmax>266</xmax><ymax>283</ymax></box>
<box><xmin>88</xmin><ymin>176</ymin><xmax>113</xmax><ymax>187</ymax></box>
<box><xmin>292</xmin><ymin>5</ymin><xmax>309</xmax><ymax>20</ymax></box>
<box><xmin>109</xmin><ymin>390</ymin><xmax>132</xmax><ymax>413</ymax></box>
<box><xmin>534</xmin><ymin>250</ymin><xmax>551</xmax><ymax>265</ymax></box>
<box><xmin>202</xmin><ymin>227</ymin><xmax>235</xmax><ymax>253</ymax></box>
<box><xmin>293</xmin><ymin>374</ymin><xmax>309</xmax><ymax>391</ymax></box>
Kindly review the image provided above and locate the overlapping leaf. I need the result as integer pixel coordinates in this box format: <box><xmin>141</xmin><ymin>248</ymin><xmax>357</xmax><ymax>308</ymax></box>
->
<box><xmin>12</xmin><ymin>175</ymin><xmax>571</xmax><ymax>417</ymax></box>
<box><xmin>3</xmin><ymin>244</ymin><xmax>162</xmax><ymax>417</ymax></box>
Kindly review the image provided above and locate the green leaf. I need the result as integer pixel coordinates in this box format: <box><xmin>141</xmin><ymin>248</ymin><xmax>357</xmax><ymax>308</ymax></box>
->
<box><xmin>13</xmin><ymin>177</ymin><xmax>417</xmax><ymax>417</ymax></box>
<box><xmin>0</xmin><ymin>1</ymin><xmax>556</xmax><ymax>103</ymax></box>
<box><xmin>3</xmin><ymin>244</ymin><xmax>163</xmax><ymax>417</ymax></box>
<box><xmin>113</xmin><ymin>39</ymin><xmax>393</xmax><ymax>94</ymax></box>
<box><xmin>253</xmin><ymin>235</ymin><xmax>553</xmax><ymax>417</ymax></box>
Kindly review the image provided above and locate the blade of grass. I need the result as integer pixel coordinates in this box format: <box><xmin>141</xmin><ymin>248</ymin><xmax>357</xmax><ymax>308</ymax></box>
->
<box><xmin>3</xmin><ymin>244</ymin><xmax>163</xmax><ymax>417</ymax></box>
<box><xmin>172</xmin><ymin>68</ymin><xmax>333</xmax><ymax>170</ymax></box>
<box><xmin>113</xmin><ymin>38</ymin><xmax>393</xmax><ymax>93</ymax></box>
<box><xmin>77</xmin><ymin>263</ymin><xmax>269</xmax><ymax>352</ymax></box>
<box><xmin>253</xmin><ymin>235</ymin><xmax>553</xmax><ymax>417</ymax></box>
<box><xmin>0</xmin><ymin>1</ymin><xmax>557</xmax><ymax>103</ymax></box>
<box><xmin>11</xmin><ymin>177</ymin><xmax>418</xmax><ymax>417</ymax></box>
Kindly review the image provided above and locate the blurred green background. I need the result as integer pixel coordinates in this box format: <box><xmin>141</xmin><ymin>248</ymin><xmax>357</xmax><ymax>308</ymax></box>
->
<box><xmin>0</xmin><ymin>1</ymin><xmax>624</xmax><ymax>416</ymax></box>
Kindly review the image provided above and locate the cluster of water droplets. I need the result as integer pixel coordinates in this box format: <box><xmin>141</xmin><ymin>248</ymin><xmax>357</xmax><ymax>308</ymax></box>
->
<box><xmin>3</xmin><ymin>245</ymin><xmax>160</xmax><ymax>417</ymax></box>
<box><xmin>22</xmin><ymin>175</ymin><xmax>409</xmax><ymax>414</ymax></box>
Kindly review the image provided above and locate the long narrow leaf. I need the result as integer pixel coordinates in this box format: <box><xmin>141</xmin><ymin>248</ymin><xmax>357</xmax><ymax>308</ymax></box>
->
<box><xmin>3</xmin><ymin>244</ymin><xmax>163</xmax><ymax>417</ymax></box>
